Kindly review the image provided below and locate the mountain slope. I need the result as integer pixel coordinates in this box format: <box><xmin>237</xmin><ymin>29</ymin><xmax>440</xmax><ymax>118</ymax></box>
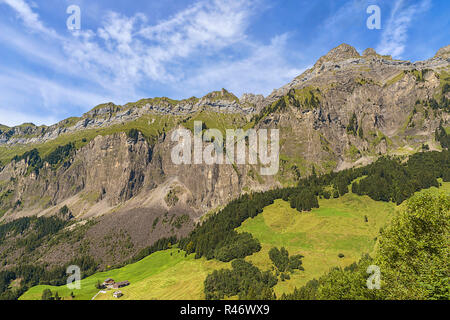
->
<box><xmin>19</xmin><ymin>181</ymin><xmax>449</xmax><ymax>300</ymax></box>
<box><xmin>0</xmin><ymin>43</ymin><xmax>449</xmax><ymax>276</ymax></box>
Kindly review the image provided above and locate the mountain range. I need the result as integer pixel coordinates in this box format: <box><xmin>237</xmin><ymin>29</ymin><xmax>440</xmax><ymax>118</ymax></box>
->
<box><xmin>0</xmin><ymin>42</ymin><xmax>449</xmax><ymax>273</ymax></box>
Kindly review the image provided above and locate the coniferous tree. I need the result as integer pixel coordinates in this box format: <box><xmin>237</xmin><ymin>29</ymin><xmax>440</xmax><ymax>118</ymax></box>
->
<box><xmin>41</xmin><ymin>289</ymin><xmax>53</xmax><ymax>300</ymax></box>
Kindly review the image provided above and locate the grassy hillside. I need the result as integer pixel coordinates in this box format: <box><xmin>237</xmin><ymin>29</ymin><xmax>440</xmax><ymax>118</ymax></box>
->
<box><xmin>0</xmin><ymin>114</ymin><xmax>180</xmax><ymax>165</ymax></box>
<box><xmin>0</xmin><ymin>111</ymin><xmax>248</xmax><ymax>166</ymax></box>
<box><xmin>19</xmin><ymin>249</ymin><xmax>228</xmax><ymax>300</ymax></box>
<box><xmin>236</xmin><ymin>194</ymin><xmax>396</xmax><ymax>296</ymax></box>
<box><xmin>20</xmin><ymin>182</ymin><xmax>449</xmax><ymax>300</ymax></box>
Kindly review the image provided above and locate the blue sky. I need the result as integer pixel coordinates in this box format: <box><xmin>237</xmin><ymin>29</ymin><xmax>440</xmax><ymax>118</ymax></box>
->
<box><xmin>0</xmin><ymin>0</ymin><xmax>448</xmax><ymax>127</ymax></box>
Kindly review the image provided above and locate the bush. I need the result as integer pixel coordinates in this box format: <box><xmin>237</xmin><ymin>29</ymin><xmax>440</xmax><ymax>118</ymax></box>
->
<box><xmin>41</xmin><ymin>289</ymin><xmax>54</xmax><ymax>300</ymax></box>
<box><xmin>346</xmin><ymin>113</ymin><xmax>358</xmax><ymax>136</ymax></box>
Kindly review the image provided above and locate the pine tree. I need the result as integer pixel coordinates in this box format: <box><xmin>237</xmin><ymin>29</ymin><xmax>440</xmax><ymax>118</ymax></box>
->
<box><xmin>41</xmin><ymin>289</ymin><xmax>53</xmax><ymax>300</ymax></box>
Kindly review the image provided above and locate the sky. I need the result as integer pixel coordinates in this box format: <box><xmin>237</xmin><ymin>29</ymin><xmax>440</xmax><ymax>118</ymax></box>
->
<box><xmin>0</xmin><ymin>0</ymin><xmax>448</xmax><ymax>127</ymax></box>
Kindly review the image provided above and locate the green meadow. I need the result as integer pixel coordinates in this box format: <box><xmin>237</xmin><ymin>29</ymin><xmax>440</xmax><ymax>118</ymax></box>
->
<box><xmin>20</xmin><ymin>182</ymin><xmax>449</xmax><ymax>300</ymax></box>
<box><xmin>236</xmin><ymin>194</ymin><xmax>396</xmax><ymax>296</ymax></box>
<box><xmin>19</xmin><ymin>249</ymin><xmax>228</xmax><ymax>300</ymax></box>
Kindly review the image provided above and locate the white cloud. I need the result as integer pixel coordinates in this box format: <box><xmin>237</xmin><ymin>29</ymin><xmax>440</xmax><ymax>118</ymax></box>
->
<box><xmin>181</xmin><ymin>34</ymin><xmax>305</xmax><ymax>97</ymax></box>
<box><xmin>139</xmin><ymin>0</ymin><xmax>253</xmax><ymax>53</ymax></box>
<box><xmin>63</xmin><ymin>0</ymin><xmax>260</xmax><ymax>89</ymax></box>
<box><xmin>376</xmin><ymin>0</ymin><xmax>431</xmax><ymax>58</ymax></box>
<box><xmin>0</xmin><ymin>0</ymin><xmax>306</xmax><ymax>126</ymax></box>
<box><xmin>0</xmin><ymin>22</ymin><xmax>69</xmax><ymax>72</ymax></box>
<box><xmin>0</xmin><ymin>0</ymin><xmax>57</xmax><ymax>37</ymax></box>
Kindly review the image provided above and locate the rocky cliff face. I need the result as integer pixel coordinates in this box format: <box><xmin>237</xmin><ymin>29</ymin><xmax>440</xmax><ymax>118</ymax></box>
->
<box><xmin>0</xmin><ymin>43</ymin><xmax>448</xmax><ymax>228</ymax></box>
<box><xmin>261</xmin><ymin>44</ymin><xmax>449</xmax><ymax>171</ymax></box>
<box><xmin>0</xmin><ymin>130</ymin><xmax>275</xmax><ymax>223</ymax></box>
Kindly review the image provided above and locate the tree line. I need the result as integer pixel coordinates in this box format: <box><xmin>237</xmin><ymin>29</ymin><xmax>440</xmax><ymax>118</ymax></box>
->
<box><xmin>11</xmin><ymin>142</ymin><xmax>75</xmax><ymax>175</ymax></box>
<box><xmin>180</xmin><ymin>150</ymin><xmax>449</xmax><ymax>265</ymax></box>
<box><xmin>435</xmin><ymin>122</ymin><xmax>449</xmax><ymax>149</ymax></box>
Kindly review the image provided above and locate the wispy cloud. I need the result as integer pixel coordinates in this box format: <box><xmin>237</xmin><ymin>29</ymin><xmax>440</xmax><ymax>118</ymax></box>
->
<box><xmin>2</xmin><ymin>0</ymin><xmax>262</xmax><ymax>90</ymax></box>
<box><xmin>376</xmin><ymin>0</ymin><xmax>431</xmax><ymax>58</ymax></box>
<box><xmin>181</xmin><ymin>34</ymin><xmax>305</xmax><ymax>97</ymax></box>
<box><xmin>0</xmin><ymin>0</ymin><xmax>57</xmax><ymax>37</ymax></box>
<box><xmin>1</xmin><ymin>0</ymin><xmax>305</xmax><ymax>126</ymax></box>
<box><xmin>64</xmin><ymin>0</ymin><xmax>260</xmax><ymax>88</ymax></box>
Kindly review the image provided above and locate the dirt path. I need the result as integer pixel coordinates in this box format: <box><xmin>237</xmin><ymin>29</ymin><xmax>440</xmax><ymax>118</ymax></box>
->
<box><xmin>91</xmin><ymin>290</ymin><xmax>103</xmax><ymax>300</ymax></box>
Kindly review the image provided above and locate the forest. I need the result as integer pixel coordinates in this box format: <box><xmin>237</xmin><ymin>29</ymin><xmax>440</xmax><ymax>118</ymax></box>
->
<box><xmin>180</xmin><ymin>150</ymin><xmax>449</xmax><ymax>263</ymax></box>
<box><xmin>204</xmin><ymin>259</ymin><xmax>278</xmax><ymax>300</ymax></box>
<box><xmin>11</xmin><ymin>142</ymin><xmax>75</xmax><ymax>175</ymax></box>
<box><xmin>0</xmin><ymin>216</ymin><xmax>97</xmax><ymax>300</ymax></box>
<box><xmin>204</xmin><ymin>246</ymin><xmax>305</xmax><ymax>299</ymax></box>
<box><xmin>0</xmin><ymin>150</ymin><xmax>448</xmax><ymax>300</ymax></box>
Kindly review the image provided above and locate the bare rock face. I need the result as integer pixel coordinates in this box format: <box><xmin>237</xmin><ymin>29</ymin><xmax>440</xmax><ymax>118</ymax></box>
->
<box><xmin>0</xmin><ymin>129</ymin><xmax>275</xmax><ymax>223</ymax></box>
<box><xmin>435</xmin><ymin>45</ymin><xmax>450</xmax><ymax>59</ymax></box>
<box><xmin>83</xmin><ymin>102</ymin><xmax>121</xmax><ymax>118</ymax></box>
<box><xmin>314</xmin><ymin>44</ymin><xmax>361</xmax><ymax>69</ymax></box>
<box><xmin>0</xmin><ymin>132</ymin><xmax>151</xmax><ymax>218</ymax></box>
<box><xmin>240</xmin><ymin>93</ymin><xmax>265</xmax><ymax>113</ymax></box>
<box><xmin>362</xmin><ymin>48</ymin><xmax>377</xmax><ymax>56</ymax></box>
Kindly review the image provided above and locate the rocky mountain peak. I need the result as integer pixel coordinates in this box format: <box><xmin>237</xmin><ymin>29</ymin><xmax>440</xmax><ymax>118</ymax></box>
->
<box><xmin>362</xmin><ymin>48</ymin><xmax>377</xmax><ymax>56</ymax></box>
<box><xmin>19</xmin><ymin>122</ymin><xmax>37</xmax><ymax>127</ymax></box>
<box><xmin>240</xmin><ymin>93</ymin><xmax>264</xmax><ymax>104</ymax></box>
<box><xmin>362</xmin><ymin>48</ymin><xmax>392</xmax><ymax>60</ymax></box>
<box><xmin>435</xmin><ymin>45</ymin><xmax>450</xmax><ymax>59</ymax></box>
<box><xmin>83</xmin><ymin>102</ymin><xmax>120</xmax><ymax>118</ymax></box>
<box><xmin>202</xmin><ymin>88</ymin><xmax>239</xmax><ymax>102</ymax></box>
<box><xmin>314</xmin><ymin>43</ymin><xmax>361</xmax><ymax>68</ymax></box>
<box><xmin>240</xmin><ymin>93</ymin><xmax>265</xmax><ymax>112</ymax></box>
